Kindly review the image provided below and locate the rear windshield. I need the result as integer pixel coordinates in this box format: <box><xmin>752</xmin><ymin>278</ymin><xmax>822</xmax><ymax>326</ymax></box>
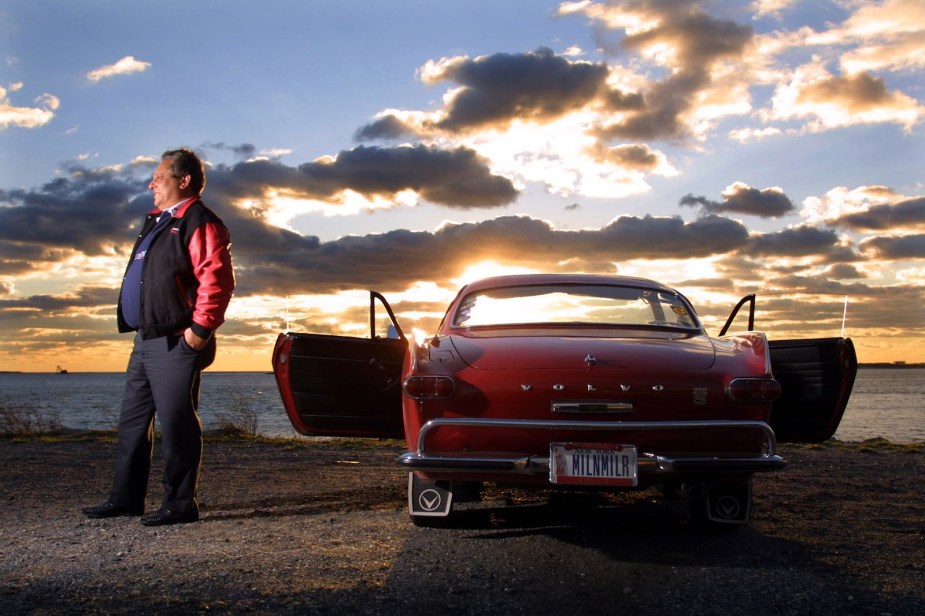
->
<box><xmin>453</xmin><ymin>284</ymin><xmax>700</xmax><ymax>330</ymax></box>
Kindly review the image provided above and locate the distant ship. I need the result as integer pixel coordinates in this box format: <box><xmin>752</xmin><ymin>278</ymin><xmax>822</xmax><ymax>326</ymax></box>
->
<box><xmin>56</xmin><ymin>365</ymin><xmax>68</xmax><ymax>374</ymax></box>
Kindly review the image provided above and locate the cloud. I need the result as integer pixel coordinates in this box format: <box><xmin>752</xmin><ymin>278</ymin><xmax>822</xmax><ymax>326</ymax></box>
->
<box><xmin>751</xmin><ymin>0</ymin><xmax>798</xmax><ymax>18</ymax></box>
<box><xmin>356</xmin><ymin>48</ymin><xmax>610</xmax><ymax>139</ymax></box>
<box><xmin>860</xmin><ymin>234</ymin><xmax>925</xmax><ymax>259</ymax></box>
<box><xmin>798</xmin><ymin>72</ymin><xmax>923</xmax><ymax>129</ymax></box>
<box><xmin>0</xmin><ymin>152</ymin><xmax>753</xmax><ymax>296</ymax></box>
<box><xmin>350</xmin><ymin>1</ymin><xmax>924</xmax><ymax>209</ymax></box>
<box><xmin>680</xmin><ymin>182</ymin><xmax>795</xmax><ymax>218</ymax></box>
<box><xmin>746</xmin><ymin>225</ymin><xmax>845</xmax><ymax>258</ymax></box>
<box><xmin>220</xmin><ymin>213</ymin><xmax>752</xmax><ymax>297</ymax></box>
<box><xmin>6</xmin><ymin>148</ymin><xmax>924</xmax><ymax>366</ymax></box>
<box><xmin>353</xmin><ymin>113</ymin><xmax>417</xmax><ymax>142</ymax></box>
<box><xmin>0</xmin><ymin>83</ymin><xmax>59</xmax><ymax>129</ymax></box>
<box><xmin>825</xmin><ymin>263</ymin><xmax>866</xmax><ymax>280</ymax></box>
<box><xmin>574</xmin><ymin>0</ymin><xmax>754</xmax><ymax>142</ymax></box>
<box><xmin>800</xmin><ymin>185</ymin><xmax>900</xmax><ymax>225</ymax></box>
<box><xmin>837</xmin><ymin>0</ymin><xmax>925</xmax><ymax>73</ymax></box>
<box><xmin>767</xmin><ymin>60</ymin><xmax>924</xmax><ymax>132</ymax></box>
<box><xmin>0</xmin><ymin>168</ymin><xmax>148</xmax><ymax>259</ymax></box>
<box><xmin>203</xmin><ymin>142</ymin><xmax>259</xmax><ymax>160</ymax></box>
<box><xmin>833</xmin><ymin>197</ymin><xmax>925</xmax><ymax>232</ymax></box>
<box><xmin>425</xmin><ymin>47</ymin><xmax>610</xmax><ymax>133</ymax></box>
<box><xmin>86</xmin><ymin>56</ymin><xmax>151</xmax><ymax>82</ymax></box>
<box><xmin>585</xmin><ymin>143</ymin><xmax>665</xmax><ymax>171</ymax></box>
<box><xmin>802</xmin><ymin>187</ymin><xmax>925</xmax><ymax>233</ymax></box>
<box><xmin>0</xmin><ymin>146</ymin><xmax>516</xmax><ymax>283</ymax></box>
<box><xmin>214</xmin><ymin>144</ymin><xmax>518</xmax><ymax>212</ymax></box>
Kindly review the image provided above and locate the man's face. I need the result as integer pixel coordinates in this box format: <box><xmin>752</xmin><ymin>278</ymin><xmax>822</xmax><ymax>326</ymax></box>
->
<box><xmin>149</xmin><ymin>160</ymin><xmax>189</xmax><ymax>210</ymax></box>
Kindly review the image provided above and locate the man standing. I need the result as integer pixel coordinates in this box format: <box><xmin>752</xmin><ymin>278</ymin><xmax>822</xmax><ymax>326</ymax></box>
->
<box><xmin>83</xmin><ymin>147</ymin><xmax>235</xmax><ymax>526</ymax></box>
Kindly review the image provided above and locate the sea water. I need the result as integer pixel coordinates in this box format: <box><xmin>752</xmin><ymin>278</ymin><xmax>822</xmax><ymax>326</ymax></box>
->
<box><xmin>0</xmin><ymin>368</ymin><xmax>922</xmax><ymax>442</ymax></box>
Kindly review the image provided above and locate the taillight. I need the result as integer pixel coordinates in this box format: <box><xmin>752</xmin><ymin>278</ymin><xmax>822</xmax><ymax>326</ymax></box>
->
<box><xmin>403</xmin><ymin>375</ymin><xmax>456</xmax><ymax>399</ymax></box>
<box><xmin>726</xmin><ymin>377</ymin><xmax>781</xmax><ymax>402</ymax></box>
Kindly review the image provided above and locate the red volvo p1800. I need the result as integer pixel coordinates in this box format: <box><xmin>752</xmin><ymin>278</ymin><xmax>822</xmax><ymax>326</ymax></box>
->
<box><xmin>272</xmin><ymin>274</ymin><xmax>857</xmax><ymax>528</ymax></box>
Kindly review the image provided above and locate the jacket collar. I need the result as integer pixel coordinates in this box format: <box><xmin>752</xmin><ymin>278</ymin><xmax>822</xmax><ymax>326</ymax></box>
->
<box><xmin>147</xmin><ymin>195</ymin><xmax>200</xmax><ymax>218</ymax></box>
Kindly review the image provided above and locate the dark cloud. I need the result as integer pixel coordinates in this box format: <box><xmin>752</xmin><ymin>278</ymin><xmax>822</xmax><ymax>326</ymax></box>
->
<box><xmin>0</xmin><ymin>145</ymin><xmax>518</xmax><ymax>280</ymax></box>
<box><xmin>0</xmin><ymin>285</ymin><xmax>116</xmax><ymax>312</ymax></box>
<box><xmin>353</xmin><ymin>47</ymin><xmax>610</xmax><ymax>139</ymax></box>
<box><xmin>860</xmin><ymin>234</ymin><xmax>925</xmax><ymax>259</ymax></box>
<box><xmin>589</xmin><ymin>214</ymin><xmax>749</xmax><ymax>258</ymax></box>
<box><xmin>361</xmin><ymin>47</ymin><xmax>609</xmax><ymax>137</ymax></box>
<box><xmin>825</xmin><ymin>264</ymin><xmax>866</xmax><ymax>279</ymax></box>
<box><xmin>353</xmin><ymin>115</ymin><xmax>416</xmax><ymax>142</ymax></box>
<box><xmin>833</xmin><ymin>197</ymin><xmax>925</xmax><ymax>231</ymax></box>
<box><xmin>0</xmin><ymin>172</ymin><xmax>149</xmax><ymax>256</ymax></box>
<box><xmin>600</xmin><ymin>88</ymin><xmax>646</xmax><ymax>112</ymax></box>
<box><xmin>680</xmin><ymin>184</ymin><xmax>795</xmax><ymax>218</ymax></box>
<box><xmin>747</xmin><ymin>225</ymin><xmax>842</xmax><ymax>257</ymax></box>
<box><xmin>215</xmin><ymin>145</ymin><xmax>518</xmax><ymax>209</ymax></box>
<box><xmin>224</xmin><ymin>214</ymin><xmax>750</xmax><ymax>297</ymax></box>
<box><xmin>301</xmin><ymin>145</ymin><xmax>517</xmax><ymax>208</ymax></box>
<box><xmin>0</xmin><ymin>240</ymin><xmax>77</xmax><ymax>276</ymax></box>
<box><xmin>202</xmin><ymin>142</ymin><xmax>258</xmax><ymax>160</ymax></box>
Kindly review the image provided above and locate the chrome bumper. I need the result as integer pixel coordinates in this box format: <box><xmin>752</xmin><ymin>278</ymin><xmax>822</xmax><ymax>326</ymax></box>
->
<box><xmin>396</xmin><ymin>417</ymin><xmax>786</xmax><ymax>477</ymax></box>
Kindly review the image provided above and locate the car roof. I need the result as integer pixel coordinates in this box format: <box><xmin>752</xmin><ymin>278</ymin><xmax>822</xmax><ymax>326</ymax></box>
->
<box><xmin>459</xmin><ymin>273</ymin><xmax>679</xmax><ymax>295</ymax></box>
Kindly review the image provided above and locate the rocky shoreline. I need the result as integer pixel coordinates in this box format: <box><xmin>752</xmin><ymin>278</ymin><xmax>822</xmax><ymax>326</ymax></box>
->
<box><xmin>1</xmin><ymin>435</ymin><xmax>922</xmax><ymax>615</ymax></box>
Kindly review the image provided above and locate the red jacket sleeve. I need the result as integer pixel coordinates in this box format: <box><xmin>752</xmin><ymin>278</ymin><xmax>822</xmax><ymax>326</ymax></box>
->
<box><xmin>187</xmin><ymin>221</ymin><xmax>235</xmax><ymax>335</ymax></box>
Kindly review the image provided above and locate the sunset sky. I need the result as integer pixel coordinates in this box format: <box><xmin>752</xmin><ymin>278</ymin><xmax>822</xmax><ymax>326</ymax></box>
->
<box><xmin>1</xmin><ymin>0</ymin><xmax>923</xmax><ymax>372</ymax></box>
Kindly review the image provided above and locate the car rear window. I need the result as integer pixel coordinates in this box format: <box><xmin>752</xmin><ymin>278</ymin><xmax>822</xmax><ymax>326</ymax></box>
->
<box><xmin>453</xmin><ymin>284</ymin><xmax>699</xmax><ymax>329</ymax></box>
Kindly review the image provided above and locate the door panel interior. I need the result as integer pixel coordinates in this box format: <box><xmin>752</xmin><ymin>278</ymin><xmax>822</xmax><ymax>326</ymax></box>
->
<box><xmin>769</xmin><ymin>337</ymin><xmax>857</xmax><ymax>443</ymax></box>
<box><xmin>274</xmin><ymin>332</ymin><xmax>406</xmax><ymax>438</ymax></box>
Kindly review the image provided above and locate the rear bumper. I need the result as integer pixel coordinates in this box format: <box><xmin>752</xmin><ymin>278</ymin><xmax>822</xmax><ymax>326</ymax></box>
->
<box><xmin>396</xmin><ymin>417</ymin><xmax>786</xmax><ymax>478</ymax></box>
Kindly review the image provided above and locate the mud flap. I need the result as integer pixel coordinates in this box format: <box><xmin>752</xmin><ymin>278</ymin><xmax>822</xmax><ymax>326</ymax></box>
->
<box><xmin>408</xmin><ymin>473</ymin><xmax>453</xmax><ymax>518</ymax></box>
<box><xmin>705</xmin><ymin>480</ymin><xmax>752</xmax><ymax>525</ymax></box>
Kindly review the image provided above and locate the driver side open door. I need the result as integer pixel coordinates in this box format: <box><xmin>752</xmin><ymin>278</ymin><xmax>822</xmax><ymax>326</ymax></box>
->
<box><xmin>720</xmin><ymin>294</ymin><xmax>858</xmax><ymax>443</ymax></box>
<box><xmin>272</xmin><ymin>291</ymin><xmax>406</xmax><ymax>439</ymax></box>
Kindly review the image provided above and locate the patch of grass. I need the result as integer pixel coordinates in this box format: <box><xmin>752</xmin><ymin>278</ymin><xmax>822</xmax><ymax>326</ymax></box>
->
<box><xmin>785</xmin><ymin>438</ymin><xmax>923</xmax><ymax>454</ymax></box>
<box><xmin>855</xmin><ymin>437</ymin><xmax>923</xmax><ymax>454</ymax></box>
<box><xmin>0</xmin><ymin>403</ymin><xmax>63</xmax><ymax>437</ymax></box>
<box><xmin>212</xmin><ymin>383</ymin><xmax>259</xmax><ymax>437</ymax></box>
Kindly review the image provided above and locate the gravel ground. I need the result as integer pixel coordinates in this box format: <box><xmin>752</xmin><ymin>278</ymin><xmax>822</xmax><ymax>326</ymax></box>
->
<box><xmin>0</xmin><ymin>435</ymin><xmax>922</xmax><ymax>615</ymax></box>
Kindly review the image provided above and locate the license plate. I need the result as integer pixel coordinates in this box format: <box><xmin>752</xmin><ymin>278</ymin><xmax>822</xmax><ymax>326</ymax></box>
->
<box><xmin>549</xmin><ymin>442</ymin><xmax>638</xmax><ymax>486</ymax></box>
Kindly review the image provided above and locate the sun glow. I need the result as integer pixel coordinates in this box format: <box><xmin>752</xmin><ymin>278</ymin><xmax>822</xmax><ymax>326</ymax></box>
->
<box><xmin>453</xmin><ymin>261</ymin><xmax>538</xmax><ymax>287</ymax></box>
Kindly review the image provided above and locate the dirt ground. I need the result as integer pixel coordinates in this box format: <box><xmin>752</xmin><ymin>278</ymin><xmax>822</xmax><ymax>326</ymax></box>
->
<box><xmin>0</xmin><ymin>435</ymin><xmax>922</xmax><ymax>615</ymax></box>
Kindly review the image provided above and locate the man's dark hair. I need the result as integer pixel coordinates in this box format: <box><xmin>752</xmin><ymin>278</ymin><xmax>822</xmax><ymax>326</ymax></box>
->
<box><xmin>162</xmin><ymin>147</ymin><xmax>206</xmax><ymax>194</ymax></box>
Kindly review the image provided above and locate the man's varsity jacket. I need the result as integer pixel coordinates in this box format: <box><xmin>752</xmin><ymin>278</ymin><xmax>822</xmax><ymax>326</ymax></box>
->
<box><xmin>117</xmin><ymin>197</ymin><xmax>235</xmax><ymax>340</ymax></box>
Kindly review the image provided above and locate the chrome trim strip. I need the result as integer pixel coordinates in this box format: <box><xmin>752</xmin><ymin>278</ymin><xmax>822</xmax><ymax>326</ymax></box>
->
<box><xmin>397</xmin><ymin>450</ymin><xmax>786</xmax><ymax>476</ymax></box>
<box><xmin>551</xmin><ymin>401</ymin><xmax>634</xmax><ymax>413</ymax></box>
<box><xmin>414</xmin><ymin>417</ymin><xmax>778</xmax><ymax>455</ymax></box>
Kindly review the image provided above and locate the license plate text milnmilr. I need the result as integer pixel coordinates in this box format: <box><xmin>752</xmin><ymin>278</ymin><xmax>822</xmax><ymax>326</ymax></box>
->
<box><xmin>549</xmin><ymin>442</ymin><xmax>638</xmax><ymax>487</ymax></box>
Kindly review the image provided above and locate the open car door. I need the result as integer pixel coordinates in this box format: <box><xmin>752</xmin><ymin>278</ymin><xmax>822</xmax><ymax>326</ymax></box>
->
<box><xmin>272</xmin><ymin>292</ymin><xmax>406</xmax><ymax>438</ymax></box>
<box><xmin>721</xmin><ymin>294</ymin><xmax>858</xmax><ymax>443</ymax></box>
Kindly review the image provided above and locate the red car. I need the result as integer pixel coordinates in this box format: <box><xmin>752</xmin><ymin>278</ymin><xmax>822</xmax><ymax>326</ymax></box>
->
<box><xmin>272</xmin><ymin>274</ymin><xmax>857</xmax><ymax>528</ymax></box>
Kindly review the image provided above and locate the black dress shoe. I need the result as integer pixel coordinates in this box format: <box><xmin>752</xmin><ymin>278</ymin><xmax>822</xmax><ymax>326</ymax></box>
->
<box><xmin>82</xmin><ymin>501</ymin><xmax>144</xmax><ymax>518</ymax></box>
<box><xmin>140</xmin><ymin>509</ymin><xmax>199</xmax><ymax>526</ymax></box>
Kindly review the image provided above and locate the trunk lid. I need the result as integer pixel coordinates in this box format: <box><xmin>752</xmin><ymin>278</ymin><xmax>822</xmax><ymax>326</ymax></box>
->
<box><xmin>448</xmin><ymin>330</ymin><xmax>716</xmax><ymax>371</ymax></box>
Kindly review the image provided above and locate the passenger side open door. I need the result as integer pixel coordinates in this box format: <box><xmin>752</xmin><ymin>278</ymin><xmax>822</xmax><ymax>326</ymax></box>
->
<box><xmin>272</xmin><ymin>291</ymin><xmax>406</xmax><ymax>438</ymax></box>
<box><xmin>720</xmin><ymin>294</ymin><xmax>858</xmax><ymax>443</ymax></box>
